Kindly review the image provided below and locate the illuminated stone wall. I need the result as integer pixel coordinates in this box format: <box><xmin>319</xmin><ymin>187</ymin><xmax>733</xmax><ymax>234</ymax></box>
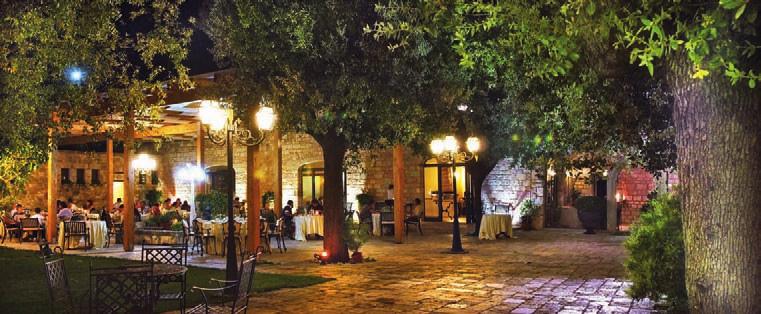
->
<box><xmin>480</xmin><ymin>159</ymin><xmax>544</xmax><ymax>218</ymax></box>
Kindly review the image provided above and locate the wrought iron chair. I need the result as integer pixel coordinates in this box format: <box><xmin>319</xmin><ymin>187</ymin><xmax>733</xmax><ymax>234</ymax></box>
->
<box><xmin>89</xmin><ymin>264</ymin><xmax>154</xmax><ymax>314</ymax></box>
<box><xmin>187</xmin><ymin>253</ymin><xmax>259</xmax><ymax>314</ymax></box>
<box><xmin>404</xmin><ymin>203</ymin><xmax>423</xmax><ymax>235</ymax></box>
<box><xmin>62</xmin><ymin>221</ymin><xmax>90</xmax><ymax>252</ymax></box>
<box><xmin>39</xmin><ymin>239</ymin><xmax>63</xmax><ymax>259</ymax></box>
<box><xmin>44</xmin><ymin>258</ymin><xmax>79</xmax><ymax>314</ymax></box>
<box><xmin>268</xmin><ymin>218</ymin><xmax>287</xmax><ymax>253</ymax></box>
<box><xmin>1</xmin><ymin>216</ymin><xmax>22</xmax><ymax>243</ymax></box>
<box><xmin>194</xmin><ymin>219</ymin><xmax>217</xmax><ymax>255</ymax></box>
<box><xmin>142</xmin><ymin>246</ymin><xmax>188</xmax><ymax>313</ymax></box>
<box><xmin>21</xmin><ymin>217</ymin><xmax>44</xmax><ymax>242</ymax></box>
<box><xmin>259</xmin><ymin>220</ymin><xmax>272</xmax><ymax>254</ymax></box>
<box><xmin>222</xmin><ymin>221</ymin><xmax>244</xmax><ymax>257</ymax></box>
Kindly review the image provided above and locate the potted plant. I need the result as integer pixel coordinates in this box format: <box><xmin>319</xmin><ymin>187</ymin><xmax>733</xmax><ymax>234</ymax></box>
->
<box><xmin>519</xmin><ymin>200</ymin><xmax>540</xmax><ymax>230</ymax></box>
<box><xmin>575</xmin><ymin>196</ymin><xmax>606</xmax><ymax>234</ymax></box>
<box><xmin>144</xmin><ymin>189</ymin><xmax>162</xmax><ymax>206</ymax></box>
<box><xmin>196</xmin><ymin>190</ymin><xmax>227</xmax><ymax>220</ymax></box>
<box><xmin>356</xmin><ymin>191</ymin><xmax>374</xmax><ymax>208</ymax></box>
<box><xmin>343</xmin><ymin>215</ymin><xmax>370</xmax><ymax>263</ymax></box>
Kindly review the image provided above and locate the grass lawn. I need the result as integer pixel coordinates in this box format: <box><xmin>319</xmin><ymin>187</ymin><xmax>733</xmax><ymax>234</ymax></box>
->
<box><xmin>0</xmin><ymin>247</ymin><xmax>330</xmax><ymax>313</ymax></box>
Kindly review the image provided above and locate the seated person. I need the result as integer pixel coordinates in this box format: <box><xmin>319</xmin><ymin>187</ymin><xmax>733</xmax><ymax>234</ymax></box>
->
<box><xmin>57</xmin><ymin>205</ymin><xmax>73</xmax><ymax>221</ymax></box>
<box><xmin>30</xmin><ymin>207</ymin><xmax>46</xmax><ymax>226</ymax></box>
<box><xmin>405</xmin><ymin>198</ymin><xmax>424</xmax><ymax>222</ymax></box>
<box><xmin>181</xmin><ymin>201</ymin><xmax>191</xmax><ymax>212</ymax></box>
<box><xmin>11</xmin><ymin>204</ymin><xmax>26</xmax><ymax>222</ymax></box>
<box><xmin>261</xmin><ymin>206</ymin><xmax>277</xmax><ymax>231</ymax></box>
<box><xmin>282</xmin><ymin>200</ymin><xmax>294</xmax><ymax>238</ymax></box>
<box><xmin>308</xmin><ymin>199</ymin><xmax>323</xmax><ymax>215</ymax></box>
<box><xmin>150</xmin><ymin>203</ymin><xmax>161</xmax><ymax>216</ymax></box>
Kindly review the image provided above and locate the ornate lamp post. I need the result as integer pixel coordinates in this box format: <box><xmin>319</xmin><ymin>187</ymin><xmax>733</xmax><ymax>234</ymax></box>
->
<box><xmin>198</xmin><ymin>99</ymin><xmax>275</xmax><ymax>280</ymax></box>
<box><xmin>430</xmin><ymin>135</ymin><xmax>481</xmax><ymax>253</ymax></box>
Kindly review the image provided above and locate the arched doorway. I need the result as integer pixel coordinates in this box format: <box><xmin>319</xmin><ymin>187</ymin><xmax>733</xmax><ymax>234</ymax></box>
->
<box><xmin>299</xmin><ymin>162</ymin><xmax>325</xmax><ymax>207</ymax></box>
<box><xmin>205</xmin><ymin>165</ymin><xmax>231</xmax><ymax>194</ymax></box>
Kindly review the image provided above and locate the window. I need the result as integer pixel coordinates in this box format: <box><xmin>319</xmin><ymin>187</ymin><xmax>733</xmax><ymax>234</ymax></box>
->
<box><xmin>151</xmin><ymin>171</ymin><xmax>159</xmax><ymax>185</ymax></box>
<box><xmin>91</xmin><ymin>169</ymin><xmax>101</xmax><ymax>185</ymax></box>
<box><xmin>138</xmin><ymin>172</ymin><xmax>147</xmax><ymax>185</ymax></box>
<box><xmin>61</xmin><ymin>168</ymin><xmax>71</xmax><ymax>184</ymax></box>
<box><xmin>76</xmin><ymin>168</ymin><xmax>86</xmax><ymax>185</ymax></box>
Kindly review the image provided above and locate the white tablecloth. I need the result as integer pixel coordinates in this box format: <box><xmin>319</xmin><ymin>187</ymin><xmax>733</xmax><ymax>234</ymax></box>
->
<box><xmin>58</xmin><ymin>221</ymin><xmax>108</xmax><ymax>248</ymax></box>
<box><xmin>371</xmin><ymin>213</ymin><xmax>381</xmax><ymax>236</ymax></box>
<box><xmin>479</xmin><ymin>214</ymin><xmax>513</xmax><ymax>240</ymax></box>
<box><xmin>293</xmin><ymin>215</ymin><xmax>324</xmax><ymax>241</ymax></box>
<box><xmin>199</xmin><ymin>218</ymin><xmax>248</xmax><ymax>255</ymax></box>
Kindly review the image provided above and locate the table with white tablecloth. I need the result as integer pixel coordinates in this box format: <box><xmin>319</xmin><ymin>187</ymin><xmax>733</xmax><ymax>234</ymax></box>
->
<box><xmin>199</xmin><ymin>218</ymin><xmax>248</xmax><ymax>255</ymax></box>
<box><xmin>58</xmin><ymin>220</ymin><xmax>108</xmax><ymax>249</ymax></box>
<box><xmin>371</xmin><ymin>213</ymin><xmax>381</xmax><ymax>236</ymax></box>
<box><xmin>293</xmin><ymin>215</ymin><xmax>324</xmax><ymax>241</ymax></box>
<box><xmin>478</xmin><ymin>214</ymin><xmax>513</xmax><ymax>240</ymax></box>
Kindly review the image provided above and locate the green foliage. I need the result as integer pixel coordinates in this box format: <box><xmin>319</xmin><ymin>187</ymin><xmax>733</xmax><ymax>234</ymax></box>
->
<box><xmin>519</xmin><ymin>200</ymin><xmax>541</xmax><ymax>218</ymax></box>
<box><xmin>356</xmin><ymin>193</ymin><xmax>374</xmax><ymax>206</ymax></box>
<box><xmin>170</xmin><ymin>221</ymin><xmax>184</xmax><ymax>232</ymax></box>
<box><xmin>144</xmin><ymin>189</ymin><xmax>163</xmax><ymax>206</ymax></box>
<box><xmin>625</xmin><ymin>194</ymin><xmax>687</xmax><ymax>311</ymax></box>
<box><xmin>574</xmin><ymin>196</ymin><xmax>606</xmax><ymax>213</ymax></box>
<box><xmin>196</xmin><ymin>191</ymin><xmax>227</xmax><ymax>218</ymax></box>
<box><xmin>342</xmin><ymin>214</ymin><xmax>370</xmax><ymax>253</ymax></box>
<box><xmin>0</xmin><ymin>1</ymin><xmax>191</xmax><ymax>200</ymax></box>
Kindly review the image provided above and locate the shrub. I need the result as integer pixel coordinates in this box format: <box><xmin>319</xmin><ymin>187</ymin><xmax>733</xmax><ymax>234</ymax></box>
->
<box><xmin>196</xmin><ymin>190</ymin><xmax>227</xmax><ymax>219</ymax></box>
<box><xmin>356</xmin><ymin>193</ymin><xmax>374</xmax><ymax>207</ymax></box>
<box><xmin>624</xmin><ymin>193</ymin><xmax>687</xmax><ymax>311</ymax></box>
<box><xmin>519</xmin><ymin>199</ymin><xmax>540</xmax><ymax>217</ymax></box>
<box><xmin>144</xmin><ymin>189</ymin><xmax>162</xmax><ymax>206</ymax></box>
<box><xmin>342</xmin><ymin>214</ymin><xmax>369</xmax><ymax>253</ymax></box>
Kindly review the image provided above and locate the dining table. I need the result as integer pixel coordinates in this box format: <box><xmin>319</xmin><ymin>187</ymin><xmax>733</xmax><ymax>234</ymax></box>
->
<box><xmin>478</xmin><ymin>214</ymin><xmax>513</xmax><ymax>240</ymax></box>
<box><xmin>58</xmin><ymin>220</ymin><xmax>108</xmax><ymax>249</ymax></box>
<box><xmin>293</xmin><ymin>215</ymin><xmax>324</xmax><ymax>241</ymax></box>
<box><xmin>198</xmin><ymin>217</ymin><xmax>248</xmax><ymax>255</ymax></box>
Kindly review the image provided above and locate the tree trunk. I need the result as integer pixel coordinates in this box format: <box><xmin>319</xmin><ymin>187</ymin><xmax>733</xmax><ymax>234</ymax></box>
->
<box><xmin>668</xmin><ymin>54</ymin><xmax>761</xmax><ymax>312</ymax></box>
<box><xmin>469</xmin><ymin>157</ymin><xmax>499</xmax><ymax>234</ymax></box>
<box><xmin>316</xmin><ymin>131</ymin><xmax>350</xmax><ymax>263</ymax></box>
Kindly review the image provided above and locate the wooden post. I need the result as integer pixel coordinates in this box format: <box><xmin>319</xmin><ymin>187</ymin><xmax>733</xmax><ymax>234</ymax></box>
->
<box><xmin>106</xmin><ymin>138</ymin><xmax>114</xmax><ymax>208</ymax></box>
<box><xmin>195</xmin><ymin>122</ymin><xmax>205</xmax><ymax>194</ymax></box>
<box><xmin>46</xmin><ymin>148</ymin><xmax>57</xmax><ymax>243</ymax></box>
<box><xmin>393</xmin><ymin>145</ymin><xmax>405</xmax><ymax>243</ymax></box>
<box><xmin>246</xmin><ymin>143</ymin><xmax>261</xmax><ymax>253</ymax></box>
<box><xmin>274</xmin><ymin>130</ymin><xmax>283</xmax><ymax>211</ymax></box>
<box><xmin>122</xmin><ymin>112</ymin><xmax>136</xmax><ymax>251</ymax></box>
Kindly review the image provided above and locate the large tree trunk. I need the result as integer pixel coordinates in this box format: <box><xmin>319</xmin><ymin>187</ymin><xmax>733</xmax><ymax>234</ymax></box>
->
<box><xmin>669</xmin><ymin>54</ymin><xmax>761</xmax><ymax>312</ymax></box>
<box><xmin>469</xmin><ymin>157</ymin><xmax>499</xmax><ymax>234</ymax></box>
<box><xmin>315</xmin><ymin>131</ymin><xmax>350</xmax><ymax>263</ymax></box>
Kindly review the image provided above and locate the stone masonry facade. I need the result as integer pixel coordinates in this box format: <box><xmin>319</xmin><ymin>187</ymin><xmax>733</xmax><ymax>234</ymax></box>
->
<box><xmin>481</xmin><ymin>159</ymin><xmax>545</xmax><ymax>218</ymax></box>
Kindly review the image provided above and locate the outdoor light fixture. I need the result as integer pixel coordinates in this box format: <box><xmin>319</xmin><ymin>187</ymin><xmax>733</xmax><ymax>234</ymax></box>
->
<box><xmin>547</xmin><ymin>168</ymin><xmax>557</xmax><ymax>177</ymax></box>
<box><xmin>198</xmin><ymin>97</ymin><xmax>276</xmax><ymax>281</ymax></box>
<box><xmin>177</xmin><ymin>163</ymin><xmax>205</xmax><ymax>223</ymax></box>
<box><xmin>64</xmin><ymin>66</ymin><xmax>86</xmax><ymax>85</ymax></box>
<box><xmin>429</xmin><ymin>135</ymin><xmax>482</xmax><ymax>254</ymax></box>
<box><xmin>457</xmin><ymin>103</ymin><xmax>469</xmax><ymax>111</ymax></box>
<box><xmin>132</xmin><ymin>154</ymin><xmax>157</xmax><ymax>173</ymax></box>
<box><xmin>314</xmin><ymin>251</ymin><xmax>329</xmax><ymax>265</ymax></box>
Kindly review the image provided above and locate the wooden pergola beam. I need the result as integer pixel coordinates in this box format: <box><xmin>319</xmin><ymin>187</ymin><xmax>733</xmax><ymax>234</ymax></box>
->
<box><xmin>59</xmin><ymin>122</ymin><xmax>199</xmax><ymax>146</ymax></box>
<box><xmin>393</xmin><ymin>145</ymin><xmax>405</xmax><ymax>244</ymax></box>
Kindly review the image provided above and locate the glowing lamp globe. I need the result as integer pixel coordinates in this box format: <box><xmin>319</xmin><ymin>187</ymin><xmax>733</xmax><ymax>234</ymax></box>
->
<box><xmin>443</xmin><ymin>136</ymin><xmax>458</xmax><ymax>153</ymax></box>
<box><xmin>430</xmin><ymin>139</ymin><xmax>444</xmax><ymax>155</ymax></box>
<box><xmin>256</xmin><ymin>106</ymin><xmax>276</xmax><ymax>131</ymax></box>
<box><xmin>466</xmin><ymin>137</ymin><xmax>480</xmax><ymax>153</ymax></box>
<box><xmin>199</xmin><ymin>100</ymin><xmax>227</xmax><ymax>131</ymax></box>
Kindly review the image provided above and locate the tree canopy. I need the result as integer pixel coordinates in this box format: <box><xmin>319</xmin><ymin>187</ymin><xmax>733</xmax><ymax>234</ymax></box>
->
<box><xmin>0</xmin><ymin>0</ymin><xmax>192</xmax><ymax>204</ymax></box>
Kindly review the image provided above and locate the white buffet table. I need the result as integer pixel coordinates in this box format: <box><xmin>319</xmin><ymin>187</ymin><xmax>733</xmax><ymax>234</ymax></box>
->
<box><xmin>293</xmin><ymin>215</ymin><xmax>324</xmax><ymax>241</ymax></box>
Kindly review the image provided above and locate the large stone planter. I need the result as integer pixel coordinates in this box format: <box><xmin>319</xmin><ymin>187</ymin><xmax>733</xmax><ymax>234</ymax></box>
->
<box><xmin>135</xmin><ymin>228</ymin><xmax>184</xmax><ymax>245</ymax></box>
<box><xmin>577</xmin><ymin>209</ymin><xmax>603</xmax><ymax>234</ymax></box>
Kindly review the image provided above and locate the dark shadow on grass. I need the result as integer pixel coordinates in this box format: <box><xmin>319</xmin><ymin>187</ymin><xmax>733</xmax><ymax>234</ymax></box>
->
<box><xmin>0</xmin><ymin>247</ymin><xmax>331</xmax><ymax>313</ymax></box>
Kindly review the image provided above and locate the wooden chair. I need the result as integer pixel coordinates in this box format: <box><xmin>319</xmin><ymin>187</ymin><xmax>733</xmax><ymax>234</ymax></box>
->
<box><xmin>43</xmin><ymin>258</ymin><xmax>79</xmax><ymax>314</ymax></box>
<box><xmin>405</xmin><ymin>203</ymin><xmax>423</xmax><ymax>235</ymax></box>
<box><xmin>1</xmin><ymin>217</ymin><xmax>22</xmax><ymax>243</ymax></box>
<box><xmin>21</xmin><ymin>218</ymin><xmax>44</xmax><ymax>242</ymax></box>
<box><xmin>62</xmin><ymin>221</ymin><xmax>90</xmax><ymax>252</ymax></box>
<box><xmin>222</xmin><ymin>221</ymin><xmax>244</xmax><ymax>258</ymax></box>
<box><xmin>142</xmin><ymin>246</ymin><xmax>188</xmax><ymax>313</ymax></box>
<box><xmin>268</xmin><ymin>218</ymin><xmax>287</xmax><ymax>253</ymax></box>
<box><xmin>89</xmin><ymin>264</ymin><xmax>154</xmax><ymax>314</ymax></box>
<box><xmin>194</xmin><ymin>219</ymin><xmax>217</xmax><ymax>255</ymax></box>
<box><xmin>187</xmin><ymin>253</ymin><xmax>259</xmax><ymax>314</ymax></box>
<box><xmin>259</xmin><ymin>220</ymin><xmax>272</xmax><ymax>254</ymax></box>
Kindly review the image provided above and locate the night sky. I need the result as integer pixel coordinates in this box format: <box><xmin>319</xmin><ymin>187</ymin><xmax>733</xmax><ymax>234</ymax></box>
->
<box><xmin>181</xmin><ymin>0</ymin><xmax>218</xmax><ymax>75</ymax></box>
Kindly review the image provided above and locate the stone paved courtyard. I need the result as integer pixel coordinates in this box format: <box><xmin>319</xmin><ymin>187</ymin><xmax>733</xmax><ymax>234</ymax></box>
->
<box><xmin>2</xmin><ymin>224</ymin><xmax>655</xmax><ymax>313</ymax></box>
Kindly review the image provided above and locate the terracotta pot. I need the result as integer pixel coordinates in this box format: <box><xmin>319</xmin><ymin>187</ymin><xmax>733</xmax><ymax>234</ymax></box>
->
<box><xmin>351</xmin><ymin>251</ymin><xmax>363</xmax><ymax>263</ymax></box>
<box><xmin>520</xmin><ymin>216</ymin><xmax>533</xmax><ymax>230</ymax></box>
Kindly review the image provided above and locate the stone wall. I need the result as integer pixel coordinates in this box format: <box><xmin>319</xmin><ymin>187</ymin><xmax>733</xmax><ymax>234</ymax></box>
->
<box><xmin>480</xmin><ymin>159</ymin><xmax>544</xmax><ymax>217</ymax></box>
<box><xmin>358</xmin><ymin>148</ymin><xmax>425</xmax><ymax>206</ymax></box>
<box><xmin>16</xmin><ymin>150</ymin><xmax>125</xmax><ymax>210</ymax></box>
<box><xmin>615</xmin><ymin>168</ymin><xmax>679</xmax><ymax>226</ymax></box>
<box><xmin>155</xmin><ymin>140</ymin><xmax>196</xmax><ymax>203</ymax></box>
<box><xmin>281</xmin><ymin>133</ymin><xmax>324</xmax><ymax>208</ymax></box>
